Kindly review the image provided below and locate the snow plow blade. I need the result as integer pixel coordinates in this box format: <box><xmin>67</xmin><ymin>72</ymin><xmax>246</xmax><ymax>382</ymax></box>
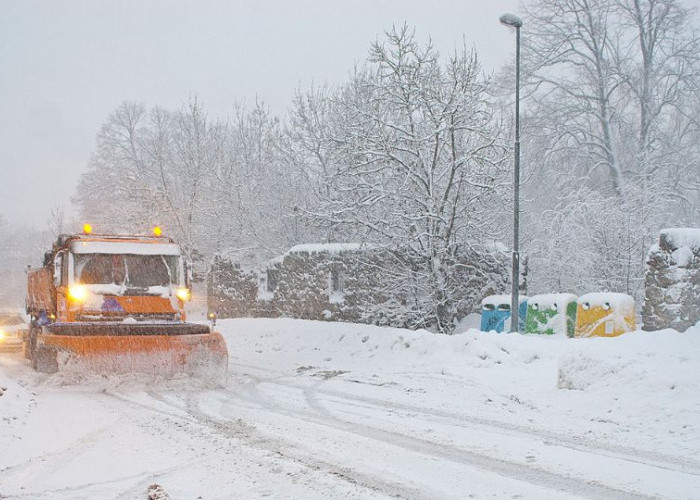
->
<box><xmin>34</xmin><ymin>322</ymin><xmax>228</xmax><ymax>378</ymax></box>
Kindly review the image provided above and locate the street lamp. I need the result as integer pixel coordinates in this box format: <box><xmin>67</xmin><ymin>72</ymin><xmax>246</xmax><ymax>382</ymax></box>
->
<box><xmin>500</xmin><ymin>13</ymin><xmax>523</xmax><ymax>333</ymax></box>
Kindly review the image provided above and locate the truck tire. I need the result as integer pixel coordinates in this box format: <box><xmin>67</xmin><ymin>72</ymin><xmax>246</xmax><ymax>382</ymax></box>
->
<box><xmin>33</xmin><ymin>345</ymin><xmax>58</xmax><ymax>374</ymax></box>
<box><xmin>25</xmin><ymin>324</ymin><xmax>38</xmax><ymax>360</ymax></box>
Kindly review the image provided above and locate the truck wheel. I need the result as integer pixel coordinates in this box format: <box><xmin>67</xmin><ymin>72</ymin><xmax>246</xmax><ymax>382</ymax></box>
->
<box><xmin>25</xmin><ymin>325</ymin><xmax>38</xmax><ymax>360</ymax></box>
<box><xmin>33</xmin><ymin>345</ymin><xmax>58</xmax><ymax>374</ymax></box>
<box><xmin>26</xmin><ymin>324</ymin><xmax>38</xmax><ymax>359</ymax></box>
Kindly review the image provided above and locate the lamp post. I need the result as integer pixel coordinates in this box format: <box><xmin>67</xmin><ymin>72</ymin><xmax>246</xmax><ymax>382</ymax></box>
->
<box><xmin>500</xmin><ymin>13</ymin><xmax>523</xmax><ymax>333</ymax></box>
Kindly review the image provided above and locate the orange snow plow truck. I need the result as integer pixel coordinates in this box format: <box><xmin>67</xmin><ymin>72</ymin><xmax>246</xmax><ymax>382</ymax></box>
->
<box><xmin>24</xmin><ymin>227</ymin><xmax>228</xmax><ymax>376</ymax></box>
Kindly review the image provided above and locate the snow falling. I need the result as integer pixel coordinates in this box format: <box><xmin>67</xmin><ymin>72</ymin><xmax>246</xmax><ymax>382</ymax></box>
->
<box><xmin>1</xmin><ymin>0</ymin><xmax>700</xmax><ymax>497</ymax></box>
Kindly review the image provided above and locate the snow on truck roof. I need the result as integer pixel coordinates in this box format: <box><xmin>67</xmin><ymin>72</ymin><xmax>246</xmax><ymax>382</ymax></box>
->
<box><xmin>70</xmin><ymin>240</ymin><xmax>182</xmax><ymax>256</ymax></box>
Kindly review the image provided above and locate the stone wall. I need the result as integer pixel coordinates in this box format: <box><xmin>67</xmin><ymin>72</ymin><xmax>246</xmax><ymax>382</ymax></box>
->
<box><xmin>208</xmin><ymin>244</ymin><xmax>508</xmax><ymax>330</ymax></box>
<box><xmin>208</xmin><ymin>245</ymin><xmax>394</xmax><ymax>323</ymax></box>
<box><xmin>643</xmin><ymin>228</ymin><xmax>700</xmax><ymax>332</ymax></box>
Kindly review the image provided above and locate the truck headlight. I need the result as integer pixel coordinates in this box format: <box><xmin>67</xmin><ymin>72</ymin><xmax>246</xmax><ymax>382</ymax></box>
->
<box><xmin>68</xmin><ymin>285</ymin><xmax>88</xmax><ymax>303</ymax></box>
<box><xmin>175</xmin><ymin>287</ymin><xmax>191</xmax><ymax>302</ymax></box>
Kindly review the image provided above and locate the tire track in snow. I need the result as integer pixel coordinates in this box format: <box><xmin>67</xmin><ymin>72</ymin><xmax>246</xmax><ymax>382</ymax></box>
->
<box><xmin>313</xmin><ymin>383</ymin><xmax>700</xmax><ymax>476</ymax></box>
<box><xmin>0</xmin><ymin>423</ymin><xmax>117</xmax><ymax>479</ymax></box>
<box><xmin>1</xmin><ymin>469</ymin><xmax>182</xmax><ymax>500</ymax></box>
<box><xmin>103</xmin><ymin>389</ymin><xmax>420</xmax><ymax>499</ymax></box>
<box><xmin>0</xmin><ymin>390</ymin><xmax>197</xmax><ymax>500</ymax></box>
<box><xmin>148</xmin><ymin>390</ymin><xmax>428</xmax><ymax>499</ymax></box>
<box><xmin>234</xmin><ymin>367</ymin><xmax>700</xmax><ymax>477</ymax></box>
<box><xmin>213</xmin><ymin>373</ymin><xmax>670</xmax><ymax>499</ymax></box>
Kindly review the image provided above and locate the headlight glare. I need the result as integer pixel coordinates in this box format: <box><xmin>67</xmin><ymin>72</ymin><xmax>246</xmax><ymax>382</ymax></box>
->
<box><xmin>68</xmin><ymin>285</ymin><xmax>88</xmax><ymax>303</ymax></box>
<box><xmin>175</xmin><ymin>287</ymin><xmax>191</xmax><ymax>302</ymax></box>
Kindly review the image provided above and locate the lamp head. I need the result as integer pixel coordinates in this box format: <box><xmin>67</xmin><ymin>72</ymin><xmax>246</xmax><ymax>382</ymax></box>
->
<box><xmin>500</xmin><ymin>13</ymin><xmax>523</xmax><ymax>28</ymax></box>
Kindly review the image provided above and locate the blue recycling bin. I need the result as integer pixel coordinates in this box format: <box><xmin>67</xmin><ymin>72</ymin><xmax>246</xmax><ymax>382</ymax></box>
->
<box><xmin>480</xmin><ymin>295</ymin><xmax>528</xmax><ymax>333</ymax></box>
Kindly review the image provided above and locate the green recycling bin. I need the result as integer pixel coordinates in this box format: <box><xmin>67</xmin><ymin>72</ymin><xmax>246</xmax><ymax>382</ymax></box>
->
<box><xmin>524</xmin><ymin>293</ymin><xmax>578</xmax><ymax>336</ymax></box>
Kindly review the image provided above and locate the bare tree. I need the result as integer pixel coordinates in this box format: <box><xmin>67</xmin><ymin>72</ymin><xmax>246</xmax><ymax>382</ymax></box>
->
<box><xmin>46</xmin><ymin>205</ymin><xmax>66</xmax><ymax>237</ymax></box>
<box><xmin>74</xmin><ymin>101</ymin><xmax>153</xmax><ymax>232</ymax></box>
<box><xmin>525</xmin><ymin>0</ymin><xmax>625</xmax><ymax>195</ymax></box>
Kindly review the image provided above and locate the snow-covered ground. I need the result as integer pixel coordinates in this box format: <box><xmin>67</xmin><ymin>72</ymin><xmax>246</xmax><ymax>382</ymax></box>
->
<box><xmin>1</xmin><ymin>318</ymin><xmax>699</xmax><ymax>499</ymax></box>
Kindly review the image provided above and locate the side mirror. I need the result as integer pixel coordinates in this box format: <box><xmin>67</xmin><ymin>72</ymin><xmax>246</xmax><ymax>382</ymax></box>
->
<box><xmin>53</xmin><ymin>252</ymin><xmax>63</xmax><ymax>287</ymax></box>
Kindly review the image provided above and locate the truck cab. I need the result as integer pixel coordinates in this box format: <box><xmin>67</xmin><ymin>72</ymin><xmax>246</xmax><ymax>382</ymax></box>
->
<box><xmin>47</xmin><ymin>233</ymin><xmax>192</xmax><ymax>323</ymax></box>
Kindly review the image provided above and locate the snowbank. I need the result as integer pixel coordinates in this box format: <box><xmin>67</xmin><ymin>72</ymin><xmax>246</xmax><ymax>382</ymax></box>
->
<box><xmin>1</xmin><ymin>318</ymin><xmax>699</xmax><ymax>498</ymax></box>
<box><xmin>221</xmin><ymin>318</ymin><xmax>700</xmax><ymax>460</ymax></box>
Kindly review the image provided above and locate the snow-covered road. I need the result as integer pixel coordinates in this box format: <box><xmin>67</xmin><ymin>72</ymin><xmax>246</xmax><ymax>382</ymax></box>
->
<box><xmin>1</xmin><ymin>318</ymin><xmax>699</xmax><ymax>499</ymax></box>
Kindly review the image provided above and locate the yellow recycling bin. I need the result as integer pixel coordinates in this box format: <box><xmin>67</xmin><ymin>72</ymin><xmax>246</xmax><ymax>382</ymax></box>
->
<box><xmin>574</xmin><ymin>293</ymin><xmax>636</xmax><ymax>338</ymax></box>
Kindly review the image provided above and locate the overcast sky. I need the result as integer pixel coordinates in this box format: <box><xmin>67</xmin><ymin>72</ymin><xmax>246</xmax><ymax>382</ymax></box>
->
<box><xmin>2</xmin><ymin>0</ymin><xmax>523</xmax><ymax>228</ymax></box>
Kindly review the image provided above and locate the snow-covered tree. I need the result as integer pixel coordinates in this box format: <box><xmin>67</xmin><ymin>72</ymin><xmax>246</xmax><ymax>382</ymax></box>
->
<box><xmin>290</xmin><ymin>26</ymin><xmax>510</xmax><ymax>331</ymax></box>
<box><xmin>77</xmin><ymin>99</ymin><xmax>228</xmax><ymax>260</ymax></box>
<box><xmin>76</xmin><ymin>98</ymin><xmax>313</xmax><ymax>271</ymax></box>
<box><xmin>519</xmin><ymin>0</ymin><xmax>700</xmax><ymax>302</ymax></box>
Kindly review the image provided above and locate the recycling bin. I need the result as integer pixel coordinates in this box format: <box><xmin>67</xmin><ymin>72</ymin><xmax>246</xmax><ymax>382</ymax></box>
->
<box><xmin>574</xmin><ymin>292</ymin><xmax>636</xmax><ymax>337</ymax></box>
<box><xmin>524</xmin><ymin>293</ymin><xmax>578</xmax><ymax>336</ymax></box>
<box><xmin>480</xmin><ymin>294</ymin><xmax>528</xmax><ymax>333</ymax></box>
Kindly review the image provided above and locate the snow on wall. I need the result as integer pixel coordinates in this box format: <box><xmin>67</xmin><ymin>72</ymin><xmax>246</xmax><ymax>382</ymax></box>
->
<box><xmin>284</xmin><ymin>243</ymin><xmax>365</xmax><ymax>256</ymax></box>
<box><xmin>643</xmin><ymin>228</ymin><xmax>700</xmax><ymax>332</ymax></box>
<box><xmin>659</xmin><ymin>228</ymin><xmax>700</xmax><ymax>250</ymax></box>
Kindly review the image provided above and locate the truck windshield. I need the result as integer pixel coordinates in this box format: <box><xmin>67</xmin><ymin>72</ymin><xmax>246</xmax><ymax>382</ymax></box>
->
<box><xmin>74</xmin><ymin>254</ymin><xmax>180</xmax><ymax>287</ymax></box>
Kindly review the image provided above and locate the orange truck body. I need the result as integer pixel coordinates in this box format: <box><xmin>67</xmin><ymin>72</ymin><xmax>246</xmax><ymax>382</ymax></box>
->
<box><xmin>25</xmin><ymin>232</ymin><xmax>228</xmax><ymax>375</ymax></box>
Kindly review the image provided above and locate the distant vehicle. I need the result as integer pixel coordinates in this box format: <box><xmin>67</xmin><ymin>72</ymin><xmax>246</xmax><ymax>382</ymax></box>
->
<box><xmin>24</xmin><ymin>224</ymin><xmax>228</xmax><ymax>375</ymax></box>
<box><xmin>0</xmin><ymin>311</ymin><xmax>26</xmax><ymax>353</ymax></box>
